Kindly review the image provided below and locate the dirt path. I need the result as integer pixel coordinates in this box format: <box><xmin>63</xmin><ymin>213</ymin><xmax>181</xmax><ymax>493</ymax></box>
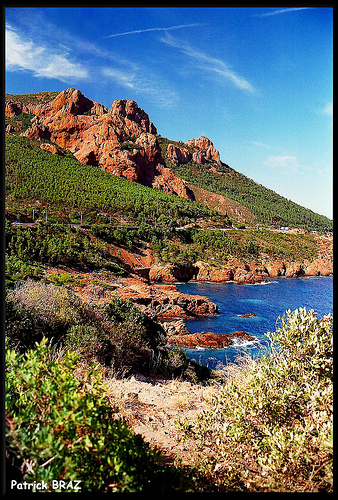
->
<box><xmin>105</xmin><ymin>376</ymin><xmax>218</xmax><ymax>465</ymax></box>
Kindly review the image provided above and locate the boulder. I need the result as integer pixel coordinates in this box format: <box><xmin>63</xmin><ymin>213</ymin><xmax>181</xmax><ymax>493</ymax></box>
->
<box><xmin>167</xmin><ymin>330</ymin><xmax>255</xmax><ymax>349</ymax></box>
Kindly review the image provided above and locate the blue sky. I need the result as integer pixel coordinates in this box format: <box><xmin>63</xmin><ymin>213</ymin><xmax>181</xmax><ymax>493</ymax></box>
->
<box><xmin>5</xmin><ymin>7</ymin><xmax>333</xmax><ymax>219</ymax></box>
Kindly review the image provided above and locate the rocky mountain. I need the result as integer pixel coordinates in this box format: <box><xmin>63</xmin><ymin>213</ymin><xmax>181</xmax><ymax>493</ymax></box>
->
<box><xmin>6</xmin><ymin>88</ymin><xmax>222</xmax><ymax>201</ymax></box>
<box><xmin>6</xmin><ymin>88</ymin><xmax>332</xmax><ymax>233</ymax></box>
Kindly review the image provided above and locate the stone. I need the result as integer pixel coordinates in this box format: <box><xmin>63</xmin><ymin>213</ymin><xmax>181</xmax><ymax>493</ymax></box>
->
<box><xmin>167</xmin><ymin>330</ymin><xmax>255</xmax><ymax>349</ymax></box>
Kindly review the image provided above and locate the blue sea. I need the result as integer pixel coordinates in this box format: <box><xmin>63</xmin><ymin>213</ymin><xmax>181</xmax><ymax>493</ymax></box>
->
<box><xmin>176</xmin><ymin>277</ymin><xmax>333</xmax><ymax>369</ymax></box>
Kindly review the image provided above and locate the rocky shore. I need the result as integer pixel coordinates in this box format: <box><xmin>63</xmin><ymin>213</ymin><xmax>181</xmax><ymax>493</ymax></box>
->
<box><xmin>44</xmin><ymin>229</ymin><xmax>332</xmax><ymax>350</ymax></box>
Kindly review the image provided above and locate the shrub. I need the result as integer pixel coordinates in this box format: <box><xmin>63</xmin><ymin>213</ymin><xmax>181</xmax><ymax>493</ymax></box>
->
<box><xmin>5</xmin><ymin>280</ymin><xmax>93</xmax><ymax>350</ymax></box>
<box><xmin>177</xmin><ymin>308</ymin><xmax>333</xmax><ymax>492</ymax></box>
<box><xmin>63</xmin><ymin>324</ymin><xmax>114</xmax><ymax>367</ymax></box>
<box><xmin>5</xmin><ymin>254</ymin><xmax>42</xmax><ymax>288</ymax></box>
<box><xmin>163</xmin><ymin>346</ymin><xmax>213</xmax><ymax>384</ymax></box>
<box><xmin>104</xmin><ymin>298</ymin><xmax>167</xmax><ymax>373</ymax></box>
<box><xmin>5</xmin><ymin>339</ymin><xmax>182</xmax><ymax>493</ymax></box>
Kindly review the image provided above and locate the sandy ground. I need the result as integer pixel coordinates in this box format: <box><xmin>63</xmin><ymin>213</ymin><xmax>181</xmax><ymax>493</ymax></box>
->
<box><xmin>105</xmin><ymin>375</ymin><xmax>218</xmax><ymax>466</ymax></box>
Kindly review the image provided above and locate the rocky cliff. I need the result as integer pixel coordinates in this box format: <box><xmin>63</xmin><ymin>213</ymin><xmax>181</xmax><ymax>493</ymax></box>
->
<box><xmin>7</xmin><ymin>88</ymin><xmax>213</xmax><ymax>199</ymax></box>
<box><xmin>6</xmin><ymin>88</ymin><xmax>224</xmax><ymax>200</ymax></box>
<box><xmin>166</xmin><ymin>136</ymin><xmax>221</xmax><ymax>166</ymax></box>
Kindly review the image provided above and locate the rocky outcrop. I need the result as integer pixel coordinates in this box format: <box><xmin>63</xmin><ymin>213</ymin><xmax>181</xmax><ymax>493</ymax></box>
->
<box><xmin>166</xmin><ymin>136</ymin><xmax>221</xmax><ymax>166</ymax></box>
<box><xmin>149</xmin><ymin>260</ymin><xmax>269</xmax><ymax>285</ymax></box>
<box><xmin>185</xmin><ymin>136</ymin><xmax>221</xmax><ymax>165</ymax></box>
<box><xmin>40</xmin><ymin>143</ymin><xmax>64</xmax><ymax>155</ymax></box>
<box><xmin>166</xmin><ymin>329</ymin><xmax>255</xmax><ymax>349</ymax></box>
<box><xmin>166</xmin><ymin>144</ymin><xmax>192</xmax><ymax>165</ymax></box>
<box><xmin>14</xmin><ymin>88</ymin><xmax>193</xmax><ymax>199</ymax></box>
<box><xmin>148</xmin><ymin>249</ymin><xmax>332</xmax><ymax>285</ymax></box>
<box><xmin>149</xmin><ymin>264</ymin><xmax>199</xmax><ymax>283</ymax></box>
<box><xmin>112</xmin><ymin>279</ymin><xmax>219</xmax><ymax>319</ymax></box>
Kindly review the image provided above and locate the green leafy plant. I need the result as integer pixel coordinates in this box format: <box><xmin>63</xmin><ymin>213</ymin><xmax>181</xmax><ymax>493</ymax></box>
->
<box><xmin>177</xmin><ymin>308</ymin><xmax>333</xmax><ymax>492</ymax></box>
<box><xmin>6</xmin><ymin>339</ymin><xmax>181</xmax><ymax>492</ymax></box>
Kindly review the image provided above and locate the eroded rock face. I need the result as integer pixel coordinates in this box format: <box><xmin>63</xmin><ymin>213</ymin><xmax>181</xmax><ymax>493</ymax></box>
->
<box><xmin>147</xmin><ymin>248</ymin><xmax>333</xmax><ymax>285</ymax></box>
<box><xmin>166</xmin><ymin>144</ymin><xmax>192</xmax><ymax>165</ymax></box>
<box><xmin>112</xmin><ymin>279</ymin><xmax>219</xmax><ymax>319</ymax></box>
<box><xmin>17</xmin><ymin>88</ymin><xmax>193</xmax><ymax>199</ymax></box>
<box><xmin>166</xmin><ymin>136</ymin><xmax>221</xmax><ymax>167</ymax></box>
<box><xmin>166</xmin><ymin>330</ymin><xmax>255</xmax><ymax>349</ymax></box>
<box><xmin>185</xmin><ymin>136</ymin><xmax>221</xmax><ymax>165</ymax></box>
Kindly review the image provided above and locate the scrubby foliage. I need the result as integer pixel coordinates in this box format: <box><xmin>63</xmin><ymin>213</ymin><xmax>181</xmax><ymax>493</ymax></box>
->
<box><xmin>151</xmin><ymin>227</ymin><xmax>319</xmax><ymax>267</ymax></box>
<box><xmin>157</xmin><ymin>134</ymin><xmax>332</xmax><ymax>233</ymax></box>
<box><xmin>5</xmin><ymin>279</ymin><xmax>211</xmax><ymax>382</ymax></box>
<box><xmin>178</xmin><ymin>308</ymin><xmax>333</xmax><ymax>492</ymax></box>
<box><xmin>5</xmin><ymin>280</ymin><xmax>94</xmax><ymax>350</ymax></box>
<box><xmin>5</xmin><ymin>135</ymin><xmax>218</xmax><ymax>226</ymax></box>
<box><xmin>5</xmin><ymin>221</ymin><xmax>126</xmax><ymax>286</ymax></box>
<box><xmin>5</xmin><ymin>91</ymin><xmax>59</xmax><ymax>104</ymax></box>
<box><xmin>5</xmin><ymin>339</ymin><xmax>185</xmax><ymax>493</ymax></box>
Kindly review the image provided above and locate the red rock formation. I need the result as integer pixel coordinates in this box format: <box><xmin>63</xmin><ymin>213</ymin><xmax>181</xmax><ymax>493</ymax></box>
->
<box><xmin>166</xmin><ymin>136</ymin><xmax>221</xmax><ymax>167</ymax></box>
<box><xmin>17</xmin><ymin>88</ymin><xmax>193</xmax><ymax>199</ymax></box>
<box><xmin>40</xmin><ymin>143</ymin><xmax>64</xmax><ymax>155</ymax></box>
<box><xmin>185</xmin><ymin>136</ymin><xmax>221</xmax><ymax>165</ymax></box>
<box><xmin>112</xmin><ymin>278</ymin><xmax>218</xmax><ymax>319</ymax></box>
<box><xmin>167</xmin><ymin>330</ymin><xmax>255</xmax><ymax>349</ymax></box>
<box><xmin>166</xmin><ymin>144</ymin><xmax>192</xmax><ymax>165</ymax></box>
<box><xmin>148</xmin><ymin>244</ymin><xmax>332</xmax><ymax>285</ymax></box>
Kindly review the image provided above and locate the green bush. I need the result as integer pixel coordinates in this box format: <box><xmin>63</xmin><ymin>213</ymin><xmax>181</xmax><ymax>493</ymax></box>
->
<box><xmin>178</xmin><ymin>308</ymin><xmax>333</xmax><ymax>492</ymax></box>
<box><xmin>5</xmin><ymin>254</ymin><xmax>42</xmax><ymax>288</ymax></box>
<box><xmin>63</xmin><ymin>324</ymin><xmax>114</xmax><ymax>367</ymax></box>
<box><xmin>104</xmin><ymin>298</ymin><xmax>167</xmax><ymax>373</ymax></box>
<box><xmin>5</xmin><ymin>339</ymin><xmax>180</xmax><ymax>492</ymax></box>
<box><xmin>5</xmin><ymin>280</ymin><xmax>94</xmax><ymax>350</ymax></box>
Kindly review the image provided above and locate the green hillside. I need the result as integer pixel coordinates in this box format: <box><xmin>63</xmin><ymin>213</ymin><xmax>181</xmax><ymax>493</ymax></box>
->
<box><xmin>5</xmin><ymin>135</ymin><xmax>223</xmax><ymax>227</ymax></box>
<box><xmin>157</xmin><ymin>136</ymin><xmax>332</xmax><ymax>233</ymax></box>
<box><xmin>5</xmin><ymin>91</ymin><xmax>59</xmax><ymax>104</ymax></box>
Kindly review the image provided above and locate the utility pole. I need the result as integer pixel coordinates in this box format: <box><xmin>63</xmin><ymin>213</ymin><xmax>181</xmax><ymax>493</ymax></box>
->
<box><xmin>80</xmin><ymin>212</ymin><xmax>83</xmax><ymax>224</ymax></box>
<box><xmin>32</xmin><ymin>209</ymin><xmax>35</xmax><ymax>221</ymax></box>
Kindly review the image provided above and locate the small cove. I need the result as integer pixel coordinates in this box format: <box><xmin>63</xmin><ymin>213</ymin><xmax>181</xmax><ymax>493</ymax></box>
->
<box><xmin>176</xmin><ymin>276</ymin><xmax>333</xmax><ymax>369</ymax></box>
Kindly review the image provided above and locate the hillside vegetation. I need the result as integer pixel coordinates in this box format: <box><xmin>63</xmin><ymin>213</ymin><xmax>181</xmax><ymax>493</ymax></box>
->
<box><xmin>5</xmin><ymin>91</ymin><xmax>60</xmax><ymax>104</ymax></box>
<box><xmin>157</xmin><ymin>136</ymin><xmax>332</xmax><ymax>233</ymax></box>
<box><xmin>5</xmin><ymin>135</ymin><xmax>222</xmax><ymax>227</ymax></box>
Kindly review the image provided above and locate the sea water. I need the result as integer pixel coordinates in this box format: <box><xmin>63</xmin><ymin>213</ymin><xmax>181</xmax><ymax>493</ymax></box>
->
<box><xmin>176</xmin><ymin>277</ymin><xmax>333</xmax><ymax>369</ymax></box>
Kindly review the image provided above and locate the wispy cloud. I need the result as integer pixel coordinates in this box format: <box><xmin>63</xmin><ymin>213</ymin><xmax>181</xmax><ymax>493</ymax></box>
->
<box><xmin>250</xmin><ymin>141</ymin><xmax>271</xmax><ymax>148</ymax></box>
<box><xmin>255</xmin><ymin>7</ymin><xmax>311</xmax><ymax>17</ymax></box>
<box><xmin>160</xmin><ymin>33</ymin><xmax>255</xmax><ymax>93</ymax></box>
<box><xmin>102</xmin><ymin>67</ymin><xmax>178</xmax><ymax>108</ymax></box>
<box><xmin>6</xmin><ymin>21</ymin><xmax>177</xmax><ymax>108</ymax></box>
<box><xmin>321</xmin><ymin>102</ymin><xmax>333</xmax><ymax>117</ymax></box>
<box><xmin>6</xmin><ymin>24</ymin><xmax>88</xmax><ymax>81</ymax></box>
<box><xmin>106</xmin><ymin>23</ymin><xmax>205</xmax><ymax>38</ymax></box>
<box><xmin>263</xmin><ymin>155</ymin><xmax>300</xmax><ymax>174</ymax></box>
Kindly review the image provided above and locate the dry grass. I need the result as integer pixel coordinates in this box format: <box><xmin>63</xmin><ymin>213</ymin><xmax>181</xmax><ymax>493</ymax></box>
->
<box><xmin>104</xmin><ymin>375</ymin><xmax>218</xmax><ymax>466</ymax></box>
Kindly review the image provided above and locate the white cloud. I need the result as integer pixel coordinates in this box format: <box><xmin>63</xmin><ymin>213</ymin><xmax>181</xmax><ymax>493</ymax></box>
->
<box><xmin>263</xmin><ymin>155</ymin><xmax>299</xmax><ymax>172</ymax></box>
<box><xmin>250</xmin><ymin>141</ymin><xmax>271</xmax><ymax>148</ymax></box>
<box><xmin>6</xmin><ymin>24</ymin><xmax>88</xmax><ymax>81</ymax></box>
<box><xmin>106</xmin><ymin>23</ymin><xmax>205</xmax><ymax>38</ymax></box>
<box><xmin>160</xmin><ymin>33</ymin><xmax>255</xmax><ymax>93</ymax></box>
<box><xmin>102</xmin><ymin>67</ymin><xmax>178</xmax><ymax>108</ymax></box>
<box><xmin>322</xmin><ymin>102</ymin><xmax>333</xmax><ymax>116</ymax></box>
<box><xmin>255</xmin><ymin>8</ymin><xmax>311</xmax><ymax>17</ymax></box>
